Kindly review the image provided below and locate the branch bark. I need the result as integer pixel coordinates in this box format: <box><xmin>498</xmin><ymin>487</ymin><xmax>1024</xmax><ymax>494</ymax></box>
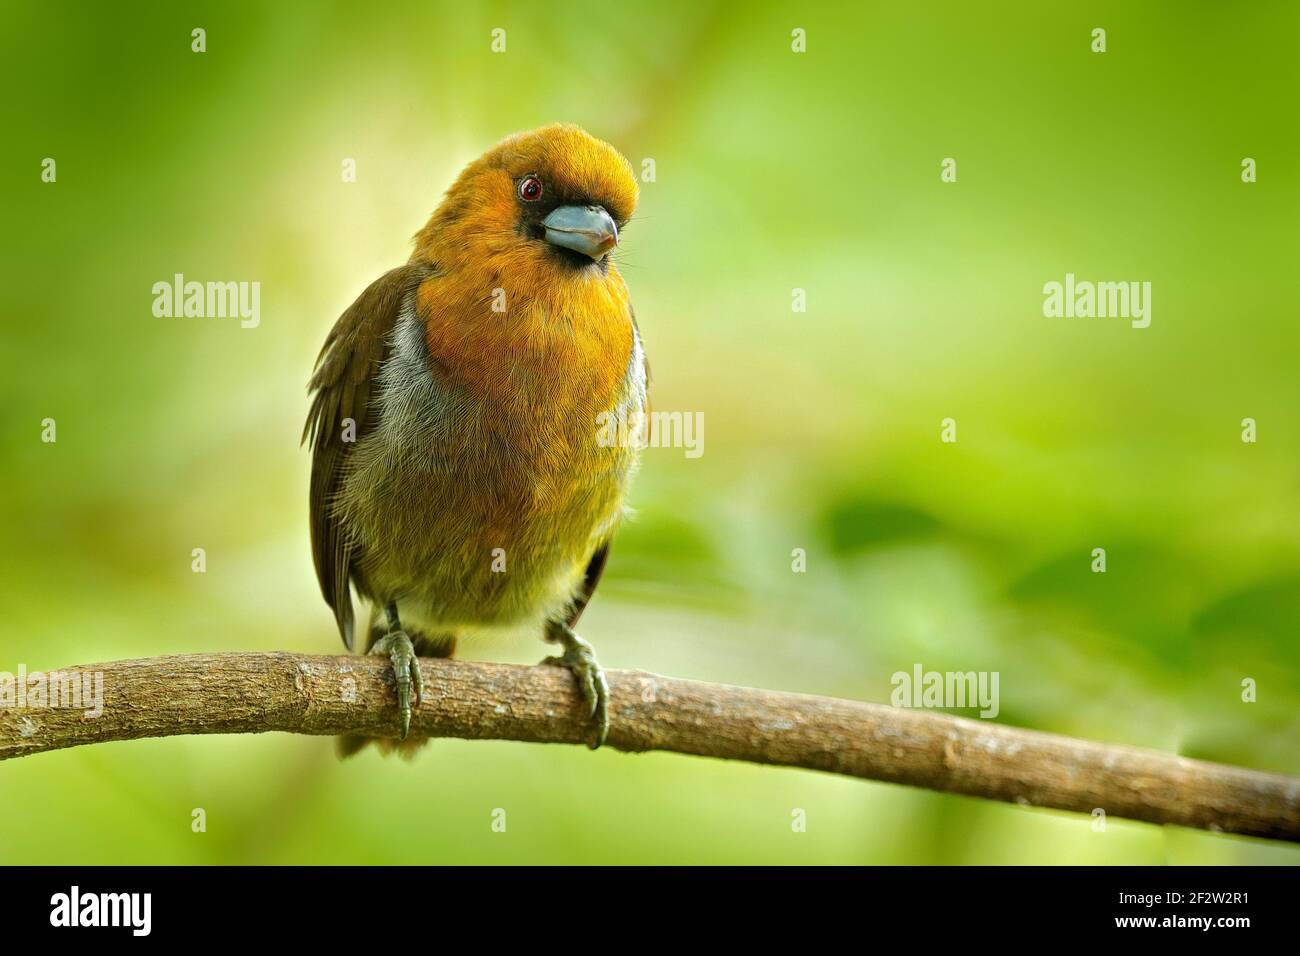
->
<box><xmin>2</xmin><ymin>652</ymin><xmax>1296</xmax><ymax>842</ymax></box>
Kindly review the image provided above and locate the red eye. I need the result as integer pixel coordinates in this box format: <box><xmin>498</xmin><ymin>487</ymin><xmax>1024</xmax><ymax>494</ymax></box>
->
<box><xmin>519</xmin><ymin>177</ymin><xmax>543</xmax><ymax>202</ymax></box>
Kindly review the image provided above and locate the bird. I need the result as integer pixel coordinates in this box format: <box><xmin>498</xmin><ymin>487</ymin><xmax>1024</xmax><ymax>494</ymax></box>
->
<box><xmin>303</xmin><ymin>124</ymin><xmax>647</xmax><ymax>756</ymax></box>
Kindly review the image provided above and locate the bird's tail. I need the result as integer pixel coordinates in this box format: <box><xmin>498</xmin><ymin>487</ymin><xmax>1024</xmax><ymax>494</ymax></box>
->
<box><xmin>336</xmin><ymin>627</ymin><xmax>457</xmax><ymax>759</ymax></box>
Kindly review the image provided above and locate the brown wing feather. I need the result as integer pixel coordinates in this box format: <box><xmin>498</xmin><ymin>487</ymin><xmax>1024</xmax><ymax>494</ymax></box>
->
<box><xmin>304</xmin><ymin>263</ymin><xmax>433</xmax><ymax>650</ymax></box>
<box><xmin>566</xmin><ymin>543</ymin><xmax>610</xmax><ymax>628</ymax></box>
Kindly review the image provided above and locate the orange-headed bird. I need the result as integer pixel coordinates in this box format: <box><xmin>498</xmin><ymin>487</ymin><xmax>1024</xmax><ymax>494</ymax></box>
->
<box><xmin>304</xmin><ymin>124</ymin><xmax>647</xmax><ymax>755</ymax></box>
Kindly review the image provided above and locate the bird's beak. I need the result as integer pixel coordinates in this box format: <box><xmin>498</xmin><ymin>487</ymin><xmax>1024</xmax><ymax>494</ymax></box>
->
<box><xmin>542</xmin><ymin>205</ymin><xmax>619</xmax><ymax>260</ymax></box>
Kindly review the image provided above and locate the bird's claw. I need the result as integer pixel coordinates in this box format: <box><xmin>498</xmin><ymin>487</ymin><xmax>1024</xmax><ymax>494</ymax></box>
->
<box><xmin>369</xmin><ymin>630</ymin><xmax>423</xmax><ymax>740</ymax></box>
<box><xmin>541</xmin><ymin>623</ymin><xmax>609</xmax><ymax>749</ymax></box>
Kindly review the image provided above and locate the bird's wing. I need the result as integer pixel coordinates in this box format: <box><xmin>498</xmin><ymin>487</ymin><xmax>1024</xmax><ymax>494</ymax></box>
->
<box><xmin>566</xmin><ymin>304</ymin><xmax>650</xmax><ymax>628</ymax></box>
<box><xmin>566</xmin><ymin>543</ymin><xmax>610</xmax><ymax>628</ymax></box>
<box><xmin>303</xmin><ymin>263</ymin><xmax>432</xmax><ymax>650</ymax></box>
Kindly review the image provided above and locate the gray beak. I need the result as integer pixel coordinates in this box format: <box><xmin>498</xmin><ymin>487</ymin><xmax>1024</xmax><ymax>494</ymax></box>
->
<box><xmin>542</xmin><ymin>205</ymin><xmax>619</xmax><ymax>260</ymax></box>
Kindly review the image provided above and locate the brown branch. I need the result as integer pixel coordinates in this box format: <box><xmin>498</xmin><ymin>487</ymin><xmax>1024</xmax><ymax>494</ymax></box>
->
<box><xmin>2</xmin><ymin>652</ymin><xmax>1296</xmax><ymax>842</ymax></box>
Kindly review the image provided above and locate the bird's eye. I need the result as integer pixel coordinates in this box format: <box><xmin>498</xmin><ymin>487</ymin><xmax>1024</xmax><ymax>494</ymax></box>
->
<box><xmin>518</xmin><ymin>177</ymin><xmax>543</xmax><ymax>202</ymax></box>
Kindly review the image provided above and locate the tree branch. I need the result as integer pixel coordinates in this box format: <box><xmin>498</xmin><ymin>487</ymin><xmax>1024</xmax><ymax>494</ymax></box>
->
<box><xmin>2</xmin><ymin>652</ymin><xmax>1296</xmax><ymax>842</ymax></box>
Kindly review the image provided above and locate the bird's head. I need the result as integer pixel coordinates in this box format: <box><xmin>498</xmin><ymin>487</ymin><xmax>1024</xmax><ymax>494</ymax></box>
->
<box><xmin>417</xmin><ymin>124</ymin><xmax>639</xmax><ymax>277</ymax></box>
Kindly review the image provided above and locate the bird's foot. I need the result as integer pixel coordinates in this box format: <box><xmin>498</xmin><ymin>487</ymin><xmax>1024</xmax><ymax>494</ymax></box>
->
<box><xmin>369</xmin><ymin>630</ymin><xmax>423</xmax><ymax>740</ymax></box>
<box><xmin>541</xmin><ymin>622</ymin><xmax>609</xmax><ymax>749</ymax></box>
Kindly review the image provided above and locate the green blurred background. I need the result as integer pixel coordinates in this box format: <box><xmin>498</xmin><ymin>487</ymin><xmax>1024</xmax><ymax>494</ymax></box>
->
<box><xmin>2</xmin><ymin>0</ymin><xmax>1298</xmax><ymax>864</ymax></box>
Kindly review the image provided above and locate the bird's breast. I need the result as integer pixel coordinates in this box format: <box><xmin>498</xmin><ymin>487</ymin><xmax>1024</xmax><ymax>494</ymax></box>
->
<box><xmin>336</xmin><ymin>276</ymin><xmax>644</xmax><ymax>625</ymax></box>
<box><xmin>419</xmin><ymin>271</ymin><xmax>634</xmax><ymax>407</ymax></box>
